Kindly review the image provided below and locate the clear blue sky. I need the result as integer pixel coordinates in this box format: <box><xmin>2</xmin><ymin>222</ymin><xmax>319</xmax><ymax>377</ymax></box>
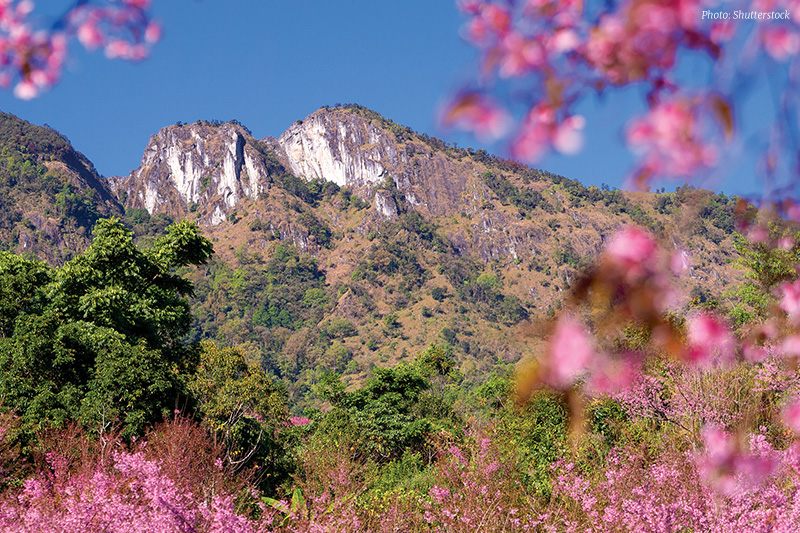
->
<box><xmin>0</xmin><ymin>1</ymin><xmax>766</xmax><ymax>197</ymax></box>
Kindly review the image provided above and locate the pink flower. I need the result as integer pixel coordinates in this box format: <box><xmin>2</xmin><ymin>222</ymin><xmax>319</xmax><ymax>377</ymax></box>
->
<box><xmin>429</xmin><ymin>485</ymin><xmax>451</xmax><ymax>504</ymax></box>
<box><xmin>605</xmin><ymin>226</ymin><xmax>657</xmax><ymax>281</ymax></box>
<box><xmin>684</xmin><ymin>313</ymin><xmax>735</xmax><ymax>367</ymax></box>
<box><xmin>511</xmin><ymin>104</ymin><xmax>584</xmax><ymax>162</ymax></box>
<box><xmin>498</xmin><ymin>31</ymin><xmax>546</xmax><ymax>77</ymax></box>
<box><xmin>780</xmin><ymin>334</ymin><xmax>800</xmax><ymax>360</ymax></box>
<box><xmin>779</xmin><ymin>279</ymin><xmax>800</xmax><ymax>320</ymax></box>
<box><xmin>627</xmin><ymin>98</ymin><xmax>718</xmax><ymax>180</ymax></box>
<box><xmin>782</xmin><ymin>399</ymin><xmax>800</xmax><ymax>435</ymax></box>
<box><xmin>13</xmin><ymin>80</ymin><xmax>36</xmax><ymax>99</ymax></box>
<box><xmin>761</xmin><ymin>25</ymin><xmax>800</xmax><ymax>61</ymax></box>
<box><xmin>77</xmin><ymin>20</ymin><xmax>103</xmax><ymax>50</ymax></box>
<box><xmin>289</xmin><ymin>416</ymin><xmax>311</xmax><ymax>426</ymax></box>
<box><xmin>440</xmin><ymin>92</ymin><xmax>511</xmax><ymax>141</ymax></box>
<box><xmin>697</xmin><ymin>426</ymin><xmax>776</xmax><ymax>496</ymax></box>
<box><xmin>553</xmin><ymin>114</ymin><xmax>585</xmax><ymax>155</ymax></box>
<box><xmin>585</xmin><ymin>353</ymin><xmax>639</xmax><ymax>395</ymax></box>
<box><xmin>543</xmin><ymin>314</ymin><xmax>595</xmax><ymax>388</ymax></box>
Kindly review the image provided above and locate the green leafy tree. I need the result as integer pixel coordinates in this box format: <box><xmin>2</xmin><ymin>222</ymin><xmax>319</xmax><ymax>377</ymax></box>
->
<box><xmin>726</xmin><ymin>231</ymin><xmax>800</xmax><ymax>326</ymax></box>
<box><xmin>186</xmin><ymin>341</ymin><xmax>290</xmax><ymax>490</ymax></box>
<box><xmin>314</xmin><ymin>346</ymin><xmax>461</xmax><ymax>463</ymax></box>
<box><xmin>0</xmin><ymin>217</ymin><xmax>213</xmax><ymax>439</ymax></box>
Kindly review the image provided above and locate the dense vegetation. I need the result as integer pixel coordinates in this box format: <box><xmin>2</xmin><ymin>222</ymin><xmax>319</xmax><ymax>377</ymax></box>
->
<box><xmin>0</xmin><ymin>210</ymin><xmax>799</xmax><ymax>530</ymax></box>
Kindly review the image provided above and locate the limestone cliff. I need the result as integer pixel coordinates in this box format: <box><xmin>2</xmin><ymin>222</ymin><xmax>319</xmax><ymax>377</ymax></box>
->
<box><xmin>108</xmin><ymin>121</ymin><xmax>273</xmax><ymax>225</ymax></box>
<box><xmin>267</xmin><ymin>107</ymin><xmax>475</xmax><ymax>219</ymax></box>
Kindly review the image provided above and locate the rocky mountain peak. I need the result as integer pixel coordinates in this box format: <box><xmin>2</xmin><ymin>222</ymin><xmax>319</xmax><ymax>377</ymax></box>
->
<box><xmin>112</xmin><ymin>107</ymin><xmax>479</xmax><ymax>225</ymax></box>
<box><xmin>273</xmin><ymin>107</ymin><xmax>401</xmax><ymax>189</ymax></box>
<box><xmin>267</xmin><ymin>106</ymin><xmax>478</xmax><ymax>218</ymax></box>
<box><xmin>108</xmin><ymin>120</ymin><xmax>272</xmax><ymax>225</ymax></box>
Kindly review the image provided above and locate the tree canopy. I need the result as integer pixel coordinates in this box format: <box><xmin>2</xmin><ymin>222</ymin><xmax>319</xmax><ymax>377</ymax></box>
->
<box><xmin>0</xmin><ymin>217</ymin><xmax>213</xmax><ymax>438</ymax></box>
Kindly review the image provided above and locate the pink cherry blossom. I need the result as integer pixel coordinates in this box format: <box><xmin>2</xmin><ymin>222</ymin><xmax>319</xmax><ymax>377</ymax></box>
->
<box><xmin>783</xmin><ymin>398</ymin><xmax>800</xmax><ymax>435</ymax></box>
<box><xmin>542</xmin><ymin>314</ymin><xmax>595</xmax><ymax>388</ymax></box>
<box><xmin>511</xmin><ymin>104</ymin><xmax>585</xmax><ymax>162</ymax></box>
<box><xmin>780</xmin><ymin>279</ymin><xmax>800</xmax><ymax>320</ymax></box>
<box><xmin>697</xmin><ymin>426</ymin><xmax>776</xmax><ymax>496</ymax></box>
<box><xmin>289</xmin><ymin>416</ymin><xmax>311</xmax><ymax>426</ymax></box>
<box><xmin>440</xmin><ymin>92</ymin><xmax>511</xmax><ymax>141</ymax></box>
<box><xmin>626</xmin><ymin>98</ymin><xmax>719</xmax><ymax>180</ymax></box>
<box><xmin>0</xmin><ymin>0</ymin><xmax>159</xmax><ymax>98</ymax></box>
<box><xmin>761</xmin><ymin>25</ymin><xmax>800</xmax><ymax>61</ymax></box>
<box><xmin>684</xmin><ymin>313</ymin><xmax>735</xmax><ymax>367</ymax></box>
<box><xmin>605</xmin><ymin>226</ymin><xmax>657</xmax><ymax>281</ymax></box>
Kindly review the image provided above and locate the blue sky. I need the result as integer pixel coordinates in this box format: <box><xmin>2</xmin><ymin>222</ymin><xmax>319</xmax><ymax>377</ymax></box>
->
<box><xmin>0</xmin><ymin>1</ymin><xmax>768</xmax><ymax>197</ymax></box>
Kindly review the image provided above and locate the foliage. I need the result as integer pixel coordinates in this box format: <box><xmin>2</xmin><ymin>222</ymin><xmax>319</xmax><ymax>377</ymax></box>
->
<box><xmin>187</xmin><ymin>341</ymin><xmax>290</xmax><ymax>490</ymax></box>
<box><xmin>314</xmin><ymin>346</ymin><xmax>462</xmax><ymax>463</ymax></box>
<box><xmin>0</xmin><ymin>217</ymin><xmax>213</xmax><ymax>439</ymax></box>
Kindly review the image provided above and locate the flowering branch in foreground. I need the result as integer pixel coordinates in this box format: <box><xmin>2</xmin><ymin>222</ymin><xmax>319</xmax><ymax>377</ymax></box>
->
<box><xmin>0</xmin><ymin>0</ymin><xmax>160</xmax><ymax>99</ymax></box>
<box><xmin>446</xmin><ymin>0</ymin><xmax>800</xmax><ymax>192</ymax></box>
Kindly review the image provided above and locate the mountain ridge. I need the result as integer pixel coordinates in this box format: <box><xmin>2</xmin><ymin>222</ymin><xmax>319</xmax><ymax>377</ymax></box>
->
<box><xmin>0</xmin><ymin>106</ymin><xmax>745</xmax><ymax>404</ymax></box>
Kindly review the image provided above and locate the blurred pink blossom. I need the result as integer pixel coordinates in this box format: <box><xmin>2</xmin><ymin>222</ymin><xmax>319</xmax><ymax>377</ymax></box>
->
<box><xmin>440</xmin><ymin>92</ymin><xmax>511</xmax><ymax>141</ymax></box>
<box><xmin>761</xmin><ymin>25</ymin><xmax>800</xmax><ymax>61</ymax></box>
<box><xmin>782</xmin><ymin>399</ymin><xmax>800</xmax><ymax>435</ymax></box>
<box><xmin>685</xmin><ymin>313</ymin><xmax>735</xmax><ymax>366</ymax></box>
<box><xmin>543</xmin><ymin>314</ymin><xmax>594</xmax><ymax>388</ymax></box>
<box><xmin>605</xmin><ymin>226</ymin><xmax>657</xmax><ymax>281</ymax></box>
<box><xmin>780</xmin><ymin>279</ymin><xmax>800</xmax><ymax>320</ymax></box>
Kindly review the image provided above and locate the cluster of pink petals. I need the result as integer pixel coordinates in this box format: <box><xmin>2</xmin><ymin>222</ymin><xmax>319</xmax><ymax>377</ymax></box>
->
<box><xmin>605</xmin><ymin>226</ymin><xmax>658</xmax><ymax>282</ymax></box>
<box><xmin>289</xmin><ymin>416</ymin><xmax>311</xmax><ymax>426</ymax></box>
<box><xmin>0</xmin><ymin>0</ymin><xmax>159</xmax><ymax>99</ymax></box>
<box><xmin>440</xmin><ymin>92</ymin><xmax>512</xmax><ymax>141</ymax></box>
<box><xmin>511</xmin><ymin>104</ymin><xmax>585</xmax><ymax>162</ymax></box>
<box><xmin>761</xmin><ymin>24</ymin><xmax>800</xmax><ymax>60</ymax></box>
<box><xmin>454</xmin><ymin>0</ymin><xmax>800</xmax><ymax>185</ymax></box>
<box><xmin>626</xmin><ymin>98</ymin><xmax>719</xmax><ymax>180</ymax></box>
<box><xmin>783</xmin><ymin>398</ymin><xmax>800</xmax><ymax>434</ymax></box>
<box><xmin>697</xmin><ymin>426</ymin><xmax>777</xmax><ymax>496</ymax></box>
<box><xmin>542</xmin><ymin>314</ymin><xmax>594</xmax><ymax>389</ymax></box>
<box><xmin>684</xmin><ymin>312</ymin><xmax>736</xmax><ymax>367</ymax></box>
<box><xmin>780</xmin><ymin>279</ymin><xmax>800</xmax><ymax>321</ymax></box>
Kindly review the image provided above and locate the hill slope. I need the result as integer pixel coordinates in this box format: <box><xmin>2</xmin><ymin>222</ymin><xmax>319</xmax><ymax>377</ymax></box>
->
<box><xmin>0</xmin><ymin>113</ymin><xmax>122</xmax><ymax>263</ymax></box>
<box><xmin>1</xmin><ymin>106</ymin><xmax>745</xmax><ymax>407</ymax></box>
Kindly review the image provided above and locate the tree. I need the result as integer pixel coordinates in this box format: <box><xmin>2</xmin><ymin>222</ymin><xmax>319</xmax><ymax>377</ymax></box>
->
<box><xmin>315</xmin><ymin>348</ymin><xmax>462</xmax><ymax>463</ymax></box>
<box><xmin>0</xmin><ymin>217</ymin><xmax>213</xmax><ymax>439</ymax></box>
<box><xmin>186</xmin><ymin>341</ymin><xmax>291</xmax><ymax>489</ymax></box>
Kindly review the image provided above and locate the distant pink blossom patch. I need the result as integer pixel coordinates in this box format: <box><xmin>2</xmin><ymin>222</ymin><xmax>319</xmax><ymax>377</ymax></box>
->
<box><xmin>289</xmin><ymin>416</ymin><xmax>311</xmax><ymax>426</ymax></box>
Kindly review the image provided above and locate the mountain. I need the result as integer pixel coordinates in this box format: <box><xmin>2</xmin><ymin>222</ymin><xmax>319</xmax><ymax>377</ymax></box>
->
<box><xmin>0</xmin><ymin>112</ymin><xmax>122</xmax><ymax>264</ymax></box>
<box><xmin>0</xmin><ymin>105</ymin><xmax>744</xmax><ymax>407</ymax></box>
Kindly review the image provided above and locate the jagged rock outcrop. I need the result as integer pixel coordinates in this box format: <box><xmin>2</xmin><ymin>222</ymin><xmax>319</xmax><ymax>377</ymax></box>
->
<box><xmin>108</xmin><ymin>121</ymin><xmax>272</xmax><ymax>225</ymax></box>
<box><xmin>111</xmin><ymin>108</ymin><xmax>484</xmax><ymax>225</ymax></box>
<box><xmin>266</xmin><ymin>107</ymin><xmax>477</xmax><ymax>218</ymax></box>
